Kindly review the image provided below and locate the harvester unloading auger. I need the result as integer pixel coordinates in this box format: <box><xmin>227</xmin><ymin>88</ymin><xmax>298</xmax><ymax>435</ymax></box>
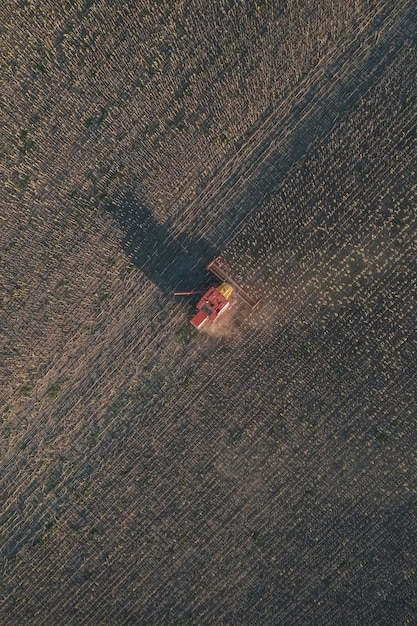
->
<box><xmin>174</xmin><ymin>256</ymin><xmax>261</xmax><ymax>330</ymax></box>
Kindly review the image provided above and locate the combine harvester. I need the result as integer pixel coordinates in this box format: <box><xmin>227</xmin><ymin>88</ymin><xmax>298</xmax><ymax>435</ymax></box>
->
<box><xmin>174</xmin><ymin>256</ymin><xmax>261</xmax><ymax>330</ymax></box>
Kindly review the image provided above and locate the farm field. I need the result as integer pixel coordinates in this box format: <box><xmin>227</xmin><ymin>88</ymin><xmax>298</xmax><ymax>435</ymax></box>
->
<box><xmin>1</xmin><ymin>1</ymin><xmax>416</xmax><ymax>624</ymax></box>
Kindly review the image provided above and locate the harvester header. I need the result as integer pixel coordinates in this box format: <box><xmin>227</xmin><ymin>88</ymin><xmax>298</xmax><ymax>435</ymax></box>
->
<box><xmin>206</xmin><ymin>256</ymin><xmax>260</xmax><ymax>310</ymax></box>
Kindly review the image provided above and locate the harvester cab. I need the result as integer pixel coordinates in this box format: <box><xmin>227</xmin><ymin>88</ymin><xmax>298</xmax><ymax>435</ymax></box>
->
<box><xmin>190</xmin><ymin>282</ymin><xmax>234</xmax><ymax>329</ymax></box>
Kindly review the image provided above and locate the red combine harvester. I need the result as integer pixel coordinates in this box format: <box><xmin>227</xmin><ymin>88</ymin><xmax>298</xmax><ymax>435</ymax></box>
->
<box><xmin>174</xmin><ymin>256</ymin><xmax>261</xmax><ymax>330</ymax></box>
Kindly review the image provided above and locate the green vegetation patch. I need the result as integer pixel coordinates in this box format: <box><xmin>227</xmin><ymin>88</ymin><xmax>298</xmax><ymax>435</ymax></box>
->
<box><xmin>46</xmin><ymin>382</ymin><xmax>61</xmax><ymax>398</ymax></box>
<box><xmin>175</xmin><ymin>326</ymin><xmax>196</xmax><ymax>345</ymax></box>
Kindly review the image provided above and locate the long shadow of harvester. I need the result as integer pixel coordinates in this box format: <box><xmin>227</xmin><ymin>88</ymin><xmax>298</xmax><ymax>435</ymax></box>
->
<box><xmin>110</xmin><ymin>193</ymin><xmax>215</xmax><ymax>295</ymax></box>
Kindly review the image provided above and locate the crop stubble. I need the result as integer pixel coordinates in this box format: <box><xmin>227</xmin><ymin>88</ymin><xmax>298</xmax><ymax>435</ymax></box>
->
<box><xmin>1</xmin><ymin>1</ymin><xmax>416</xmax><ymax>625</ymax></box>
